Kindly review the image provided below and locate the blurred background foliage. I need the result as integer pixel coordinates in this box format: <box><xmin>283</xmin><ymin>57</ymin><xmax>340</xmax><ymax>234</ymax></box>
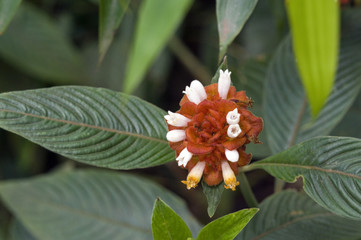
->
<box><xmin>0</xmin><ymin>0</ymin><xmax>360</xmax><ymax>238</ymax></box>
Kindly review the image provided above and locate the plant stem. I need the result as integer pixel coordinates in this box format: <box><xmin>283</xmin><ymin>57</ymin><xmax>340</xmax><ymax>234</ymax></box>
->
<box><xmin>238</xmin><ymin>172</ymin><xmax>259</xmax><ymax>208</ymax></box>
<box><xmin>274</xmin><ymin>178</ymin><xmax>285</xmax><ymax>193</ymax></box>
<box><xmin>168</xmin><ymin>37</ymin><xmax>212</xmax><ymax>83</ymax></box>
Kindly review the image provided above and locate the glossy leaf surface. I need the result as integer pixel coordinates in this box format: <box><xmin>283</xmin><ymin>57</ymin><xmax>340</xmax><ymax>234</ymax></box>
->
<box><xmin>0</xmin><ymin>170</ymin><xmax>201</xmax><ymax>240</ymax></box>
<box><xmin>239</xmin><ymin>190</ymin><xmax>361</xmax><ymax>240</ymax></box>
<box><xmin>0</xmin><ymin>86</ymin><xmax>174</xmax><ymax>169</ymax></box>
<box><xmin>264</xmin><ymin>10</ymin><xmax>361</xmax><ymax>154</ymax></box>
<box><xmin>250</xmin><ymin>137</ymin><xmax>361</xmax><ymax>220</ymax></box>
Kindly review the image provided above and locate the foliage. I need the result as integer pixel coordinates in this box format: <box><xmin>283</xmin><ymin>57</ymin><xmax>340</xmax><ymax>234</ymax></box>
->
<box><xmin>0</xmin><ymin>0</ymin><xmax>360</xmax><ymax>240</ymax></box>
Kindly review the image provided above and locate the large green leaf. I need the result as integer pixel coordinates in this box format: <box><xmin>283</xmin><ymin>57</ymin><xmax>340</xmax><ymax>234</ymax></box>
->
<box><xmin>152</xmin><ymin>198</ymin><xmax>193</xmax><ymax>240</ymax></box>
<box><xmin>10</xmin><ymin>220</ymin><xmax>37</xmax><ymax>240</ymax></box>
<box><xmin>0</xmin><ymin>0</ymin><xmax>22</xmax><ymax>34</ymax></box>
<box><xmin>0</xmin><ymin>170</ymin><xmax>201</xmax><ymax>240</ymax></box>
<box><xmin>196</xmin><ymin>208</ymin><xmax>258</xmax><ymax>240</ymax></box>
<box><xmin>216</xmin><ymin>0</ymin><xmax>258</xmax><ymax>60</ymax></box>
<box><xmin>236</xmin><ymin>59</ymin><xmax>270</xmax><ymax>158</ymax></box>
<box><xmin>264</xmin><ymin>10</ymin><xmax>361</xmax><ymax>154</ymax></box>
<box><xmin>0</xmin><ymin>86</ymin><xmax>174</xmax><ymax>169</ymax></box>
<box><xmin>248</xmin><ymin>136</ymin><xmax>361</xmax><ymax>220</ymax></box>
<box><xmin>124</xmin><ymin>0</ymin><xmax>192</xmax><ymax>93</ymax></box>
<box><xmin>239</xmin><ymin>190</ymin><xmax>361</xmax><ymax>240</ymax></box>
<box><xmin>99</xmin><ymin>0</ymin><xmax>130</xmax><ymax>62</ymax></box>
<box><xmin>332</xmin><ymin>91</ymin><xmax>361</xmax><ymax>138</ymax></box>
<box><xmin>287</xmin><ymin>0</ymin><xmax>339</xmax><ymax>117</ymax></box>
<box><xmin>0</xmin><ymin>3</ymin><xmax>86</xmax><ymax>84</ymax></box>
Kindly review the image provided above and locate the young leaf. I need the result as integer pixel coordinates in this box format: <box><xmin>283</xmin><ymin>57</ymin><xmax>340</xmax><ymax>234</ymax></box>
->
<box><xmin>0</xmin><ymin>170</ymin><xmax>201</xmax><ymax>240</ymax></box>
<box><xmin>124</xmin><ymin>0</ymin><xmax>192</xmax><ymax>93</ymax></box>
<box><xmin>238</xmin><ymin>190</ymin><xmax>361</xmax><ymax>240</ymax></box>
<box><xmin>99</xmin><ymin>0</ymin><xmax>130</xmax><ymax>62</ymax></box>
<box><xmin>196</xmin><ymin>208</ymin><xmax>258</xmax><ymax>240</ymax></box>
<box><xmin>249</xmin><ymin>136</ymin><xmax>361</xmax><ymax>220</ymax></box>
<box><xmin>201</xmin><ymin>181</ymin><xmax>224</xmax><ymax>218</ymax></box>
<box><xmin>264</xmin><ymin>10</ymin><xmax>361</xmax><ymax>154</ymax></box>
<box><xmin>0</xmin><ymin>0</ymin><xmax>22</xmax><ymax>34</ymax></box>
<box><xmin>0</xmin><ymin>86</ymin><xmax>174</xmax><ymax>169</ymax></box>
<box><xmin>0</xmin><ymin>3</ymin><xmax>86</xmax><ymax>84</ymax></box>
<box><xmin>216</xmin><ymin>0</ymin><xmax>258</xmax><ymax>61</ymax></box>
<box><xmin>287</xmin><ymin>0</ymin><xmax>339</xmax><ymax>118</ymax></box>
<box><xmin>152</xmin><ymin>198</ymin><xmax>193</xmax><ymax>240</ymax></box>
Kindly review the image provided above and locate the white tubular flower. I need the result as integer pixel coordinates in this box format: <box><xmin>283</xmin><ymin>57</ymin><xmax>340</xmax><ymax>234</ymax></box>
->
<box><xmin>225</xmin><ymin>149</ymin><xmax>239</xmax><ymax>162</ymax></box>
<box><xmin>183</xmin><ymin>80</ymin><xmax>207</xmax><ymax>104</ymax></box>
<box><xmin>166</xmin><ymin>130</ymin><xmax>186</xmax><ymax>142</ymax></box>
<box><xmin>226</xmin><ymin>108</ymin><xmax>240</xmax><ymax>124</ymax></box>
<box><xmin>227</xmin><ymin>124</ymin><xmax>242</xmax><ymax>138</ymax></box>
<box><xmin>164</xmin><ymin>111</ymin><xmax>191</xmax><ymax>127</ymax></box>
<box><xmin>182</xmin><ymin>161</ymin><xmax>206</xmax><ymax>189</ymax></box>
<box><xmin>218</xmin><ymin>69</ymin><xmax>231</xmax><ymax>99</ymax></box>
<box><xmin>176</xmin><ymin>148</ymin><xmax>193</xmax><ymax>167</ymax></box>
<box><xmin>221</xmin><ymin>161</ymin><xmax>239</xmax><ymax>191</ymax></box>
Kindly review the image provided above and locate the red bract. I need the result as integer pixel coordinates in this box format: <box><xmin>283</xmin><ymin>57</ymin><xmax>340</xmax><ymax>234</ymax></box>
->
<box><xmin>165</xmin><ymin>69</ymin><xmax>263</xmax><ymax>190</ymax></box>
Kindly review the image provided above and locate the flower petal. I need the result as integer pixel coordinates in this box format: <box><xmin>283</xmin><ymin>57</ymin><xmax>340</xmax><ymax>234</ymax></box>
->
<box><xmin>227</xmin><ymin>124</ymin><xmax>242</xmax><ymax>138</ymax></box>
<box><xmin>221</xmin><ymin>161</ymin><xmax>239</xmax><ymax>191</ymax></box>
<box><xmin>176</xmin><ymin>148</ymin><xmax>193</xmax><ymax>167</ymax></box>
<box><xmin>164</xmin><ymin>111</ymin><xmax>191</xmax><ymax>127</ymax></box>
<box><xmin>166</xmin><ymin>130</ymin><xmax>186</xmax><ymax>142</ymax></box>
<box><xmin>218</xmin><ymin>69</ymin><xmax>232</xmax><ymax>99</ymax></box>
<box><xmin>182</xmin><ymin>161</ymin><xmax>205</xmax><ymax>189</ymax></box>
<box><xmin>225</xmin><ymin>149</ymin><xmax>239</xmax><ymax>162</ymax></box>
<box><xmin>226</xmin><ymin>108</ymin><xmax>240</xmax><ymax>124</ymax></box>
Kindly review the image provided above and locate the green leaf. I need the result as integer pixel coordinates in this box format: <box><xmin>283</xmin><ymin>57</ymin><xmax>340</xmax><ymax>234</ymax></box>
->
<box><xmin>216</xmin><ymin>0</ymin><xmax>258</xmax><ymax>61</ymax></box>
<box><xmin>196</xmin><ymin>208</ymin><xmax>258</xmax><ymax>240</ymax></box>
<box><xmin>332</xmin><ymin>91</ymin><xmax>361</xmax><ymax>138</ymax></box>
<box><xmin>124</xmin><ymin>0</ymin><xmax>192</xmax><ymax>93</ymax></box>
<box><xmin>0</xmin><ymin>0</ymin><xmax>22</xmax><ymax>34</ymax></box>
<box><xmin>264</xmin><ymin>10</ymin><xmax>361</xmax><ymax>154</ymax></box>
<box><xmin>201</xmin><ymin>181</ymin><xmax>224</xmax><ymax>218</ymax></box>
<box><xmin>0</xmin><ymin>170</ymin><xmax>201</xmax><ymax>240</ymax></box>
<box><xmin>99</xmin><ymin>0</ymin><xmax>130</xmax><ymax>62</ymax></box>
<box><xmin>152</xmin><ymin>198</ymin><xmax>193</xmax><ymax>240</ymax></box>
<box><xmin>0</xmin><ymin>86</ymin><xmax>174</xmax><ymax>169</ymax></box>
<box><xmin>249</xmin><ymin>136</ymin><xmax>361</xmax><ymax>220</ymax></box>
<box><xmin>287</xmin><ymin>0</ymin><xmax>339</xmax><ymax>117</ymax></box>
<box><xmin>239</xmin><ymin>190</ymin><xmax>361</xmax><ymax>240</ymax></box>
<box><xmin>236</xmin><ymin>59</ymin><xmax>271</xmax><ymax>158</ymax></box>
<box><xmin>10</xmin><ymin>220</ymin><xmax>37</xmax><ymax>240</ymax></box>
<box><xmin>0</xmin><ymin>3</ymin><xmax>86</xmax><ymax>84</ymax></box>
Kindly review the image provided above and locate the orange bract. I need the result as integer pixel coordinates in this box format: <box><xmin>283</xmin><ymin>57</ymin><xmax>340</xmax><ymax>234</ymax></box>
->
<box><xmin>166</xmin><ymin>72</ymin><xmax>263</xmax><ymax>189</ymax></box>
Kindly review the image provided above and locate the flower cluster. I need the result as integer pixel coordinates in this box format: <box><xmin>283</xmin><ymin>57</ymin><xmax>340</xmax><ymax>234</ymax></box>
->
<box><xmin>165</xmin><ymin>69</ymin><xmax>263</xmax><ymax>190</ymax></box>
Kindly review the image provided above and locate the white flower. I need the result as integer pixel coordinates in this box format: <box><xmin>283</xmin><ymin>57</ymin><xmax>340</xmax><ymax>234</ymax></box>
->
<box><xmin>225</xmin><ymin>149</ymin><xmax>239</xmax><ymax>162</ymax></box>
<box><xmin>227</xmin><ymin>124</ymin><xmax>242</xmax><ymax>138</ymax></box>
<box><xmin>164</xmin><ymin>111</ymin><xmax>191</xmax><ymax>127</ymax></box>
<box><xmin>183</xmin><ymin>80</ymin><xmax>207</xmax><ymax>104</ymax></box>
<box><xmin>182</xmin><ymin>161</ymin><xmax>206</xmax><ymax>189</ymax></box>
<box><xmin>218</xmin><ymin>69</ymin><xmax>231</xmax><ymax>99</ymax></box>
<box><xmin>226</xmin><ymin>108</ymin><xmax>240</xmax><ymax>124</ymax></box>
<box><xmin>221</xmin><ymin>161</ymin><xmax>239</xmax><ymax>191</ymax></box>
<box><xmin>166</xmin><ymin>130</ymin><xmax>186</xmax><ymax>142</ymax></box>
<box><xmin>176</xmin><ymin>148</ymin><xmax>193</xmax><ymax>167</ymax></box>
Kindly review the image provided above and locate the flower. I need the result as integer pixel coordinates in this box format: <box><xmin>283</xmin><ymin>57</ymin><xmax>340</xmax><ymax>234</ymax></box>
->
<box><xmin>165</xmin><ymin>69</ymin><xmax>263</xmax><ymax>190</ymax></box>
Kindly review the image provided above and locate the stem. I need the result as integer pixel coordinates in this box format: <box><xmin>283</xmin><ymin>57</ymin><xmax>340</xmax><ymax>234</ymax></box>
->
<box><xmin>274</xmin><ymin>178</ymin><xmax>285</xmax><ymax>193</ymax></box>
<box><xmin>238</xmin><ymin>172</ymin><xmax>259</xmax><ymax>208</ymax></box>
<box><xmin>168</xmin><ymin>37</ymin><xmax>212</xmax><ymax>84</ymax></box>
